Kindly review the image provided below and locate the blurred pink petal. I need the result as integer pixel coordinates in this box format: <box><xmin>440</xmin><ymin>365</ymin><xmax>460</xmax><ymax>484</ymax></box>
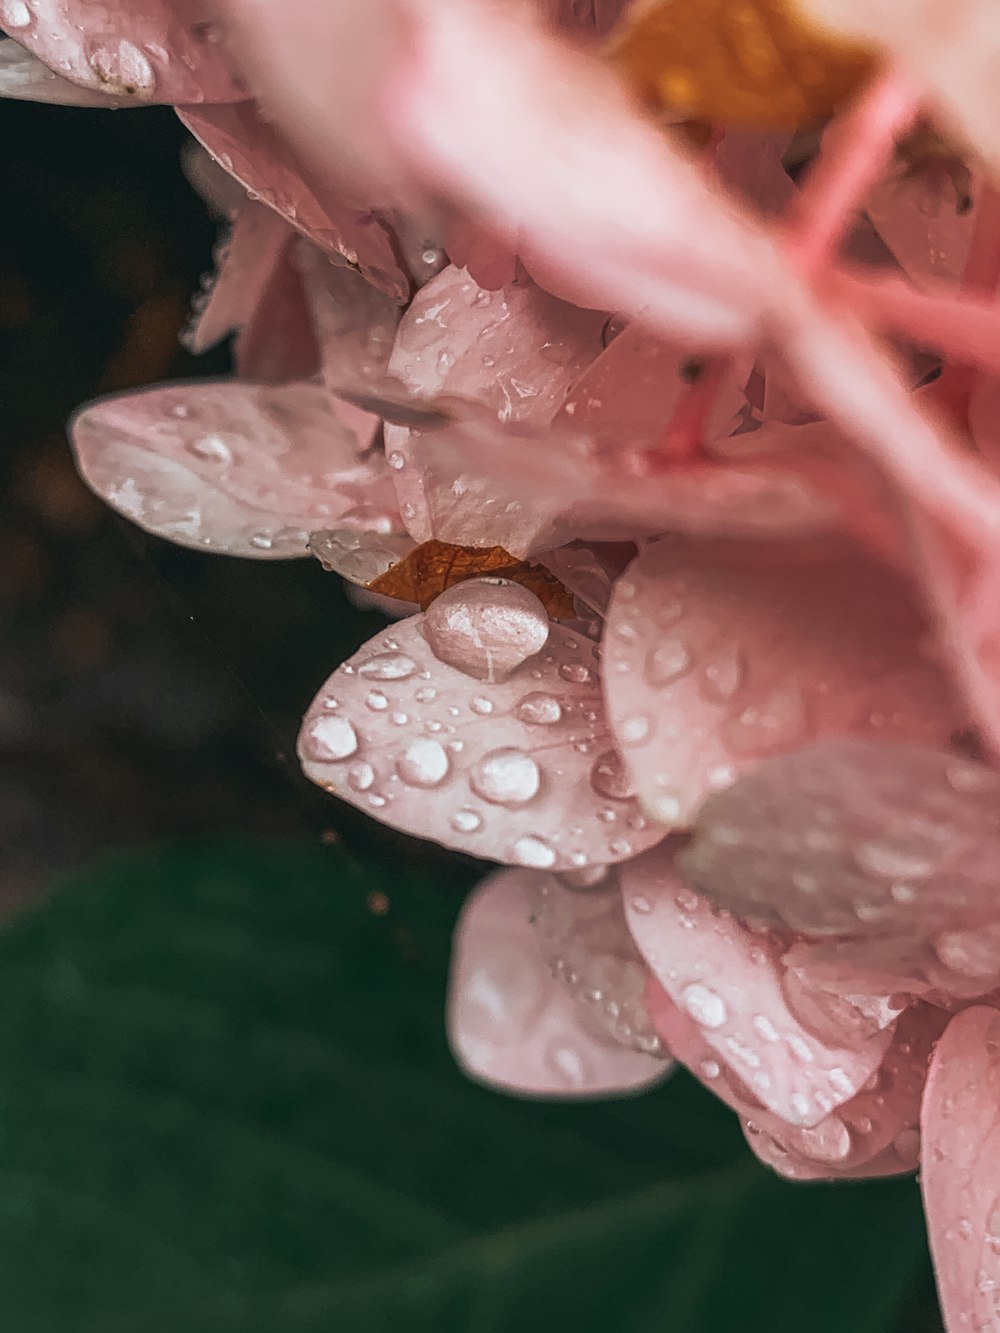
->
<box><xmin>71</xmin><ymin>380</ymin><xmax>383</xmax><ymax>557</ymax></box>
<box><xmin>601</xmin><ymin>537</ymin><xmax>959</xmax><ymax>827</ymax></box>
<box><xmin>680</xmin><ymin>739</ymin><xmax>1000</xmax><ymax>941</ymax></box>
<box><xmin>297</xmin><ymin>580</ymin><xmax>666</xmax><ymax>870</ymax></box>
<box><xmin>623</xmin><ymin>847</ymin><xmax>893</xmax><ymax>1127</ymax></box>
<box><xmin>384</xmin><ymin>266</ymin><xmax>604</xmax><ymax>549</ymax></box>
<box><xmin>213</xmin><ymin>0</ymin><xmax>785</xmax><ymax>344</ymax></box>
<box><xmin>921</xmin><ymin>1004</ymin><xmax>1000</xmax><ymax>1333</ymax></box>
<box><xmin>179</xmin><ymin>103</ymin><xmax>409</xmax><ymax>299</ymax></box>
<box><xmin>864</xmin><ymin>172</ymin><xmax>978</xmax><ymax>286</ymax></box>
<box><xmin>531</xmin><ymin>869</ymin><xmax>664</xmax><ymax>1053</ymax></box>
<box><xmin>448</xmin><ymin>868</ymin><xmax>669</xmax><ymax>1098</ymax></box>
<box><xmin>1</xmin><ymin>0</ymin><xmax>243</xmax><ymax>103</ymax></box>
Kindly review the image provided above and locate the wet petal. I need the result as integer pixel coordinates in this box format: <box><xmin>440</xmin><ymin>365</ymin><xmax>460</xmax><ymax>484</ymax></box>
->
<box><xmin>1</xmin><ymin>0</ymin><xmax>243</xmax><ymax>103</ymax></box>
<box><xmin>602</xmin><ymin>537</ymin><xmax>959</xmax><ymax>828</ymax></box>
<box><xmin>70</xmin><ymin>380</ymin><xmax>384</xmax><ymax>557</ymax></box>
<box><xmin>179</xmin><ymin>103</ymin><xmax>409</xmax><ymax>299</ymax></box>
<box><xmin>921</xmin><ymin>1004</ymin><xmax>1000</xmax><ymax>1333</ymax></box>
<box><xmin>0</xmin><ymin>38</ymin><xmax>128</xmax><ymax>105</ymax></box>
<box><xmin>681</xmin><ymin>739</ymin><xmax>1000</xmax><ymax>940</ymax></box>
<box><xmin>448</xmin><ymin>868</ymin><xmax>669</xmax><ymax>1097</ymax></box>
<box><xmin>297</xmin><ymin>581</ymin><xmax>666</xmax><ymax>870</ymax></box>
<box><xmin>624</xmin><ymin>847</ymin><xmax>892</xmax><ymax>1127</ymax></box>
<box><xmin>531</xmin><ymin>869</ymin><xmax>664</xmax><ymax>1053</ymax></box>
<box><xmin>384</xmin><ymin>266</ymin><xmax>603</xmax><ymax>550</ymax></box>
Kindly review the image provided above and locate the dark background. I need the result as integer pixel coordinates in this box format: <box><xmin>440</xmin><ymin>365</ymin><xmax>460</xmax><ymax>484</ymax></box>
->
<box><xmin>0</xmin><ymin>98</ymin><xmax>946</xmax><ymax>1331</ymax></box>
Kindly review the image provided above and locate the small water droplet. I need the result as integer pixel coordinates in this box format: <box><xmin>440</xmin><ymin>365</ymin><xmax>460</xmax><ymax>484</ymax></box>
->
<box><xmin>387</xmin><ymin>450</ymin><xmax>405</xmax><ymax>470</ymax></box>
<box><xmin>797</xmin><ymin>1117</ymin><xmax>852</xmax><ymax>1163</ymax></box>
<box><xmin>545</xmin><ymin>1040</ymin><xmax>588</xmax><ymax>1088</ymax></box>
<box><xmin>752</xmin><ymin>1015</ymin><xmax>780</xmax><ymax>1043</ymax></box>
<box><xmin>365</xmin><ymin>690</ymin><xmax>389</xmax><ymax>712</ymax></box>
<box><xmin>589</xmin><ymin>750</ymin><xmax>634</xmax><ymax>801</ymax></box>
<box><xmin>854</xmin><ymin>843</ymin><xmax>934</xmax><ymax>881</ymax></box>
<box><xmin>699</xmin><ymin>1058</ymin><xmax>721</xmax><ymax>1079</ymax></box>
<box><xmin>348</xmin><ymin>761</ymin><xmax>375</xmax><ymax>792</ymax></box>
<box><xmin>619</xmin><ymin>714</ymin><xmax>652</xmax><ymax>746</ymax></box>
<box><xmin>512</xmin><ymin>835</ymin><xmax>557</xmax><ymax>868</ymax></box>
<box><xmin>558</xmin><ymin>661</ymin><xmax>593</xmax><ymax>685</ymax></box>
<box><xmin>396</xmin><ymin>738</ymin><xmax>450</xmax><ymax>788</ymax></box>
<box><xmin>415</xmin><ymin>686</ymin><xmax>437</xmax><ymax>704</ymax></box>
<box><xmin>644</xmin><ymin>637</ymin><xmax>692</xmax><ymax>687</ymax></box>
<box><xmin>470</xmin><ymin>695</ymin><xmax>494</xmax><ymax>715</ymax></box>
<box><xmin>450</xmin><ymin>809</ymin><xmax>483</xmax><ymax>834</ymax></box>
<box><xmin>303</xmin><ymin>715</ymin><xmax>359</xmax><ymax>762</ymax></box>
<box><xmin>516</xmin><ymin>692</ymin><xmax>562</xmax><ymax>726</ymax></box>
<box><xmin>630</xmin><ymin>896</ymin><xmax>652</xmax><ymax>914</ymax></box>
<box><xmin>700</xmin><ymin>649</ymin><xmax>746</xmax><ymax>703</ymax></box>
<box><xmin>187</xmin><ymin>432</ymin><xmax>232</xmax><ymax>464</ymax></box>
<box><xmin>358</xmin><ymin>652</ymin><xmax>418</xmax><ymax>681</ymax></box>
<box><xmin>471</xmin><ymin>749</ymin><xmax>541</xmax><ymax>806</ymax></box>
<box><xmin>249</xmin><ymin>532</ymin><xmax>274</xmax><ymax>550</ymax></box>
<box><xmin>681</xmin><ymin>983</ymin><xmax>727</xmax><ymax>1029</ymax></box>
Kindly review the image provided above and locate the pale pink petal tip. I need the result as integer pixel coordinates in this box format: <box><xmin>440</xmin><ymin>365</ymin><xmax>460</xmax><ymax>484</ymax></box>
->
<box><xmin>70</xmin><ymin>380</ymin><xmax>384</xmax><ymax>558</ymax></box>
<box><xmin>624</xmin><ymin>847</ymin><xmax>892</xmax><ymax>1128</ymax></box>
<box><xmin>298</xmin><ymin>580</ymin><xmax>666</xmax><ymax>869</ymax></box>
<box><xmin>447</xmin><ymin>868</ymin><xmax>670</xmax><ymax>1098</ymax></box>
<box><xmin>921</xmin><ymin>1005</ymin><xmax>1000</xmax><ymax>1333</ymax></box>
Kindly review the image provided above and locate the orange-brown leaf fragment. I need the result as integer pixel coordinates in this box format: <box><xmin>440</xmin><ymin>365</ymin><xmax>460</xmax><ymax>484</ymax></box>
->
<box><xmin>606</xmin><ymin>0</ymin><xmax>878</xmax><ymax>131</ymax></box>
<box><xmin>368</xmin><ymin>539</ymin><xmax>576</xmax><ymax>618</ymax></box>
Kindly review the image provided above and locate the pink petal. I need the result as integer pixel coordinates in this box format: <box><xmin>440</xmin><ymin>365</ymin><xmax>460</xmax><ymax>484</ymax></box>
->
<box><xmin>297</xmin><ymin>580</ymin><xmax>666</xmax><ymax>870</ymax></box>
<box><xmin>70</xmin><ymin>380</ymin><xmax>385</xmax><ymax>557</ymax></box>
<box><xmin>448</xmin><ymin>868</ymin><xmax>669</xmax><ymax>1097</ymax></box>
<box><xmin>2</xmin><ymin>1</ymin><xmax>243</xmax><ymax>103</ymax></box>
<box><xmin>384</xmin><ymin>265</ymin><xmax>604</xmax><ymax>550</ymax></box>
<box><xmin>921</xmin><ymin>1004</ymin><xmax>1000</xmax><ymax>1333</ymax></box>
<box><xmin>0</xmin><ymin>39</ymin><xmax>129</xmax><ymax>105</ymax></box>
<box><xmin>623</xmin><ymin>847</ymin><xmax>893</xmax><ymax>1127</ymax></box>
<box><xmin>864</xmin><ymin>172</ymin><xmax>977</xmax><ymax>286</ymax></box>
<box><xmin>178</xmin><ymin>103</ymin><xmax>409</xmax><ymax>299</ymax></box>
<box><xmin>680</xmin><ymin>739</ymin><xmax>1000</xmax><ymax>942</ymax></box>
<box><xmin>531</xmin><ymin>870</ymin><xmax>664</xmax><ymax>1053</ymax></box>
<box><xmin>743</xmin><ymin>1003</ymin><xmax>949</xmax><ymax>1181</ymax></box>
<box><xmin>601</xmin><ymin>537</ymin><xmax>959</xmax><ymax>828</ymax></box>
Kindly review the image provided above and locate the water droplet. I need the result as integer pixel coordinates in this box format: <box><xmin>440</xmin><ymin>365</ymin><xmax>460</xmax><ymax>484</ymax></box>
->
<box><xmin>187</xmin><ymin>432</ymin><xmax>232</xmax><ymax>464</ymax></box>
<box><xmin>471</xmin><ymin>749</ymin><xmax>541</xmax><ymax>806</ymax></box>
<box><xmin>387</xmin><ymin>451</ymin><xmax>405</xmax><ymax>470</ymax></box>
<box><xmin>619</xmin><ymin>714</ymin><xmax>652</xmax><ymax>746</ymax></box>
<box><xmin>796</xmin><ymin>1117</ymin><xmax>852</xmax><ymax>1163</ymax></box>
<box><xmin>700</xmin><ymin>1059</ymin><xmax>721</xmax><ymax>1079</ymax></box>
<box><xmin>450</xmin><ymin>809</ymin><xmax>483</xmax><ymax>834</ymax></box>
<box><xmin>358</xmin><ymin>652</ymin><xmax>418</xmax><ymax>681</ymax></box>
<box><xmin>700</xmin><ymin>649</ymin><xmax>746</xmax><ymax>702</ymax></box>
<box><xmin>589</xmin><ymin>750</ymin><xmax>635</xmax><ymax>801</ymax></box>
<box><xmin>630</xmin><ymin>896</ymin><xmax>652</xmax><ymax>914</ymax></box>
<box><xmin>365</xmin><ymin>690</ymin><xmax>389</xmax><ymax>712</ymax></box>
<box><xmin>88</xmin><ymin>39</ymin><xmax>155</xmax><ymax>95</ymax></box>
<box><xmin>423</xmin><ymin>581</ymin><xmax>549</xmax><ymax>681</ymax></box>
<box><xmin>723</xmin><ymin>682</ymin><xmax>806</xmax><ymax>755</ymax></box>
<box><xmin>391</xmin><ymin>711</ymin><xmax>410</xmax><ymax>726</ymax></box>
<box><xmin>644</xmin><ymin>637</ymin><xmax>692</xmax><ymax>686</ymax></box>
<box><xmin>855</xmin><ymin>843</ymin><xmax>934</xmax><ymax>881</ymax></box>
<box><xmin>752</xmin><ymin>1015</ymin><xmax>780</xmax><ymax>1043</ymax></box>
<box><xmin>415</xmin><ymin>686</ymin><xmax>437</xmax><ymax>704</ymax></box>
<box><xmin>516</xmin><ymin>692</ymin><xmax>562</xmax><ymax>726</ymax></box>
<box><xmin>396</xmin><ymin>738</ymin><xmax>450</xmax><ymax>788</ymax></box>
<box><xmin>828</xmin><ymin>1067</ymin><xmax>855</xmax><ymax>1097</ymax></box>
<box><xmin>348</xmin><ymin>762</ymin><xmax>375</xmax><ymax>792</ymax></box>
<box><xmin>512</xmin><ymin>835</ymin><xmax>557</xmax><ymax>868</ymax></box>
<box><xmin>558</xmin><ymin>661</ymin><xmax>593</xmax><ymax>684</ymax></box>
<box><xmin>303</xmin><ymin>715</ymin><xmax>358</xmax><ymax>762</ymax></box>
<box><xmin>545</xmin><ymin>1041</ymin><xmax>588</xmax><ymax>1088</ymax></box>
<box><xmin>470</xmin><ymin>695</ymin><xmax>494</xmax><ymax>715</ymax></box>
<box><xmin>1</xmin><ymin>1</ymin><xmax>32</xmax><ymax>29</ymax></box>
<box><xmin>681</xmin><ymin>983</ymin><xmax>727</xmax><ymax>1028</ymax></box>
<box><xmin>249</xmin><ymin>532</ymin><xmax>273</xmax><ymax>550</ymax></box>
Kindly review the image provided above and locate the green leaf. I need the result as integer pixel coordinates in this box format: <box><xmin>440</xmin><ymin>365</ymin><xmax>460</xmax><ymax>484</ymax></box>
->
<box><xmin>0</xmin><ymin>839</ymin><xmax>929</xmax><ymax>1331</ymax></box>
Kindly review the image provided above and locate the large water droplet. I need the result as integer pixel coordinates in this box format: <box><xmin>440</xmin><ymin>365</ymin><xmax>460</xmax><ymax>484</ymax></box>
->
<box><xmin>303</xmin><ymin>715</ymin><xmax>359</xmax><ymax>762</ymax></box>
<box><xmin>516</xmin><ymin>692</ymin><xmax>563</xmax><ymax>726</ymax></box>
<box><xmin>471</xmin><ymin>749</ymin><xmax>541</xmax><ymax>806</ymax></box>
<box><xmin>358</xmin><ymin>652</ymin><xmax>418</xmax><ymax>681</ymax></box>
<box><xmin>397</xmin><ymin>738</ymin><xmax>450</xmax><ymax>788</ymax></box>
<box><xmin>1</xmin><ymin>1</ymin><xmax>32</xmax><ymax>29</ymax></box>
<box><xmin>88</xmin><ymin>39</ymin><xmax>155</xmax><ymax>95</ymax></box>
<box><xmin>680</xmin><ymin>983</ymin><xmax>727</xmax><ymax>1028</ymax></box>
<box><xmin>512</xmin><ymin>835</ymin><xmax>557</xmax><ymax>868</ymax></box>
<box><xmin>423</xmin><ymin>580</ymin><xmax>549</xmax><ymax>681</ymax></box>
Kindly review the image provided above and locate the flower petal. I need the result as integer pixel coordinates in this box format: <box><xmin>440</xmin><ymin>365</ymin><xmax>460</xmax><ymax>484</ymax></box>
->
<box><xmin>602</xmin><ymin>537</ymin><xmax>959</xmax><ymax>827</ymax></box>
<box><xmin>70</xmin><ymin>380</ymin><xmax>385</xmax><ymax>557</ymax></box>
<box><xmin>921</xmin><ymin>1004</ymin><xmax>1000</xmax><ymax>1333</ymax></box>
<box><xmin>681</xmin><ymin>739</ymin><xmax>1000</xmax><ymax>941</ymax></box>
<box><xmin>448</xmin><ymin>868</ymin><xmax>669</xmax><ymax>1097</ymax></box>
<box><xmin>179</xmin><ymin>103</ymin><xmax>409</xmax><ymax>299</ymax></box>
<box><xmin>0</xmin><ymin>38</ymin><xmax>128</xmax><ymax>105</ymax></box>
<box><xmin>623</xmin><ymin>846</ymin><xmax>892</xmax><ymax>1127</ymax></box>
<box><xmin>297</xmin><ymin>580</ymin><xmax>666</xmax><ymax>870</ymax></box>
<box><xmin>1</xmin><ymin>1</ymin><xmax>243</xmax><ymax>103</ymax></box>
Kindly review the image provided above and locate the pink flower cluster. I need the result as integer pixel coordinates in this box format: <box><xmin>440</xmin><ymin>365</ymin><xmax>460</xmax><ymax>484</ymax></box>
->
<box><xmin>9</xmin><ymin>1</ymin><xmax>1000</xmax><ymax>1325</ymax></box>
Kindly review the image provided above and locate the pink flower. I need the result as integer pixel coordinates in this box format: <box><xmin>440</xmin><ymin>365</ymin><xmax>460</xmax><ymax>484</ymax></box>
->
<box><xmin>11</xmin><ymin>2</ymin><xmax>1000</xmax><ymax>1326</ymax></box>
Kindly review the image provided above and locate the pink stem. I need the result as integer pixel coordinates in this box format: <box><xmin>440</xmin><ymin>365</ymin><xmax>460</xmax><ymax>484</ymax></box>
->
<box><xmin>787</xmin><ymin>70</ymin><xmax>922</xmax><ymax>279</ymax></box>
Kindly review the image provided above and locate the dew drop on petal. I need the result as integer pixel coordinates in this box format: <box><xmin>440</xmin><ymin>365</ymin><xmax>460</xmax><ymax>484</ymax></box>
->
<box><xmin>303</xmin><ymin>715</ymin><xmax>358</xmax><ymax>762</ymax></box>
<box><xmin>358</xmin><ymin>652</ymin><xmax>418</xmax><ymax>681</ymax></box>
<box><xmin>644</xmin><ymin>637</ymin><xmax>692</xmax><ymax>686</ymax></box>
<box><xmin>590</xmin><ymin>750</ymin><xmax>635</xmax><ymax>801</ymax></box>
<box><xmin>680</xmin><ymin>983</ymin><xmax>727</xmax><ymax>1028</ymax></box>
<box><xmin>423</xmin><ymin>580</ymin><xmax>549</xmax><ymax>681</ymax></box>
<box><xmin>348</xmin><ymin>762</ymin><xmax>376</xmax><ymax>792</ymax></box>
<box><xmin>471</xmin><ymin>748</ymin><xmax>541</xmax><ymax>806</ymax></box>
<box><xmin>450</xmin><ymin>809</ymin><xmax>483</xmax><ymax>834</ymax></box>
<box><xmin>545</xmin><ymin>1040</ymin><xmax>588</xmax><ymax>1088</ymax></box>
<box><xmin>516</xmin><ymin>692</ymin><xmax>562</xmax><ymax>726</ymax></box>
<box><xmin>366</xmin><ymin>691</ymin><xmax>389</xmax><ymax>712</ymax></box>
<box><xmin>187</xmin><ymin>432</ymin><xmax>233</xmax><ymax>464</ymax></box>
<box><xmin>1</xmin><ymin>1</ymin><xmax>32</xmax><ymax>28</ymax></box>
<box><xmin>396</xmin><ymin>738</ymin><xmax>451</xmax><ymax>788</ymax></box>
<box><xmin>700</xmin><ymin>649</ymin><xmax>746</xmax><ymax>703</ymax></box>
<box><xmin>512</xmin><ymin>835</ymin><xmax>557</xmax><ymax>868</ymax></box>
<box><xmin>619</xmin><ymin>714</ymin><xmax>653</xmax><ymax>746</ymax></box>
<box><xmin>796</xmin><ymin>1117</ymin><xmax>853</xmax><ymax>1163</ymax></box>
